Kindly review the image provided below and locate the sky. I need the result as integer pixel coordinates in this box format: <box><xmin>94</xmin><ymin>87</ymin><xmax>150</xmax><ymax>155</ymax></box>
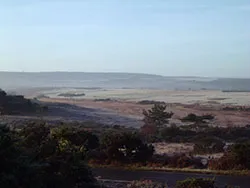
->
<box><xmin>0</xmin><ymin>0</ymin><xmax>249</xmax><ymax>77</ymax></box>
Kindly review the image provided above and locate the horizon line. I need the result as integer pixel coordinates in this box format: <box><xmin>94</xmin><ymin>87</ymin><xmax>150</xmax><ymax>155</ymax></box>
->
<box><xmin>0</xmin><ymin>71</ymin><xmax>250</xmax><ymax>79</ymax></box>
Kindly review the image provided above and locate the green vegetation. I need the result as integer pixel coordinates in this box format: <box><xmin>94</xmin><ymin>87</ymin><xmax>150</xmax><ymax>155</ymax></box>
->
<box><xmin>101</xmin><ymin>131</ymin><xmax>154</xmax><ymax>164</ymax></box>
<box><xmin>58</xmin><ymin>93</ymin><xmax>86</xmax><ymax>97</ymax></box>
<box><xmin>137</xmin><ymin>100</ymin><xmax>166</xmax><ymax>105</ymax></box>
<box><xmin>193</xmin><ymin>136</ymin><xmax>225</xmax><ymax>154</ymax></box>
<box><xmin>1</xmin><ymin>119</ymin><xmax>247</xmax><ymax>187</ymax></box>
<box><xmin>1</xmin><ymin>92</ymin><xmax>249</xmax><ymax>187</ymax></box>
<box><xmin>156</xmin><ymin>124</ymin><xmax>250</xmax><ymax>143</ymax></box>
<box><xmin>0</xmin><ymin>123</ymin><xmax>100</xmax><ymax>188</ymax></box>
<box><xmin>127</xmin><ymin>180</ymin><xmax>168</xmax><ymax>188</ymax></box>
<box><xmin>176</xmin><ymin>178</ymin><xmax>216</xmax><ymax>188</ymax></box>
<box><xmin>222</xmin><ymin>106</ymin><xmax>250</xmax><ymax>112</ymax></box>
<box><xmin>209</xmin><ymin>142</ymin><xmax>250</xmax><ymax>171</ymax></box>
<box><xmin>94</xmin><ymin>98</ymin><xmax>113</xmax><ymax>102</ymax></box>
<box><xmin>141</xmin><ymin>104</ymin><xmax>173</xmax><ymax>137</ymax></box>
<box><xmin>0</xmin><ymin>89</ymin><xmax>47</xmax><ymax>115</ymax></box>
<box><xmin>181</xmin><ymin>113</ymin><xmax>215</xmax><ymax>123</ymax></box>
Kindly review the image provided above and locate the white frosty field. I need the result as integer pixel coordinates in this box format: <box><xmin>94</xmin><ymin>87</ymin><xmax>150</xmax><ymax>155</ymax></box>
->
<box><xmin>37</xmin><ymin>88</ymin><xmax>250</xmax><ymax>105</ymax></box>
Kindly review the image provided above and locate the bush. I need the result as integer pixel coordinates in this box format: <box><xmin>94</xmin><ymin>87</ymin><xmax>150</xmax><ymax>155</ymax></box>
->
<box><xmin>0</xmin><ymin>89</ymin><xmax>47</xmax><ymax>115</ymax></box>
<box><xmin>193</xmin><ymin>137</ymin><xmax>225</xmax><ymax>154</ymax></box>
<box><xmin>160</xmin><ymin>126</ymin><xmax>196</xmax><ymax>142</ymax></box>
<box><xmin>209</xmin><ymin>142</ymin><xmax>250</xmax><ymax>170</ymax></box>
<box><xmin>181</xmin><ymin>113</ymin><xmax>214</xmax><ymax>123</ymax></box>
<box><xmin>101</xmin><ymin>131</ymin><xmax>154</xmax><ymax>163</ymax></box>
<box><xmin>175</xmin><ymin>178</ymin><xmax>215</xmax><ymax>188</ymax></box>
<box><xmin>137</xmin><ymin>100</ymin><xmax>166</xmax><ymax>105</ymax></box>
<box><xmin>127</xmin><ymin>180</ymin><xmax>168</xmax><ymax>188</ymax></box>
<box><xmin>0</xmin><ymin>124</ymin><xmax>101</xmax><ymax>188</ymax></box>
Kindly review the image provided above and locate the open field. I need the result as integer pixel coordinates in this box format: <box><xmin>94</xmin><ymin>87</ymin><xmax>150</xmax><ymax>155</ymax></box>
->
<box><xmin>12</xmin><ymin>88</ymin><xmax>249</xmax><ymax>127</ymax></box>
<box><xmin>25</xmin><ymin>88</ymin><xmax>250</xmax><ymax>106</ymax></box>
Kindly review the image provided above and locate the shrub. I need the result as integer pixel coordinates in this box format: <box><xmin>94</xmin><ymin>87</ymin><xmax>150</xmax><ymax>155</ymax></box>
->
<box><xmin>175</xmin><ymin>178</ymin><xmax>215</xmax><ymax>188</ymax></box>
<box><xmin>127</xmin><ymin>180</ymin><xmax>168</xmax><ymax>188</ymax></box>
<box><xmin>0</xmin><ymin>124</ymin><xmax>101</xmax><ymax>188</ymax></box>
<box><xmin>101</xmin><ymin>131</ymin><xmax>154</xmax><ymax>163</ymax></box>
<box><xmin>209</xmin><ymin>142</ymin><xmax>250</xmax><ymax>170</ymax></box>
<box><xmin>181</xmin><ymin>113</ymin><xmax>214</xmax><ymax>123</ymax></box>
<box><xmin>193</xmin><ymin>137</ymin><xmax>225</xmax><ymax>154</ymax></box>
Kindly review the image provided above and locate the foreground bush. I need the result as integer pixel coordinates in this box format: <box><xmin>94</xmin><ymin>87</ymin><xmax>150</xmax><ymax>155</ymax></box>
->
<box><xmin>0</xmin><ymin>124</ymin><xmax>100</xmax><ymax>188</ymax></box>
<box><xmin>175</xmin><ymin>178</ymin><xmax>239</xmax><ymax>188</ymax></box>
<box><xmin>175</xmin><ymin>178</ymin><xmax>215</xmax><ymax>188</ymax></box>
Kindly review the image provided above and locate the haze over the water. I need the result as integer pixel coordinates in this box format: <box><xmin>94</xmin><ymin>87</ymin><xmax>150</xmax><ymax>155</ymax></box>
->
<box><xmin>0</xmin><ymin>0</ymin><xmax>249</xmax><ymax>78</ymax></box>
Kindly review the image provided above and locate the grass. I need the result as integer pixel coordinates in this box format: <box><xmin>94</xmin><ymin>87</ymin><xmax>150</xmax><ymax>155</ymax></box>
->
<box><xmin>89</xmin><ymin>164</ymin><xmax>250</xmax><ymax>176</ymax></box>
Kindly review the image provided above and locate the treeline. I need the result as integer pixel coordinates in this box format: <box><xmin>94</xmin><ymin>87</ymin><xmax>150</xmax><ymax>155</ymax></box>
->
<box><xmin>139</xmin><ymin>104</ymin><xmax>250</xmax><ymax>171</ymax></box>
<box><xmin>0</xmin><ymin>89</ymin><xmax>48</xmax><ymax>115</ymax></box>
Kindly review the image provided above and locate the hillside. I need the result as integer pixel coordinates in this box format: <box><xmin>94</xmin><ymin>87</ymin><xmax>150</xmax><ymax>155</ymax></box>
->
<box><xmin>1</xmin><ymin>72</ymin><xmax>250</xmax><ymax>90</ymax></box>
<box><xmin>0</xmin><ymin>89</ymin><xmax>47</xmax><ymax>115</ymax></box>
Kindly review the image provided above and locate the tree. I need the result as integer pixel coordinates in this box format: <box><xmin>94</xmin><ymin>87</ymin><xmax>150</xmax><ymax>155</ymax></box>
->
<box><xmin>141</xmin><ymin>104</ymin><xmax>173</xmax><ymax>137</ymax></box>
<box><xmin>143</xmin><ymin>104</ymin><xmax>173</xmax><ymax>128</ymax></box>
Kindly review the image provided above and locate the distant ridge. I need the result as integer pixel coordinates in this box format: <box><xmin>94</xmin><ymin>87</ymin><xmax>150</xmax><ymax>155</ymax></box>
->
<box><xmin>0</xmin><ymin>72</ymin><xmax>250</xmax><ymax>91</ymax></box>
<box><xmin>0</xmin><ymin>71</ymin><xmax>249</xmax><ymax>79</ymax></box>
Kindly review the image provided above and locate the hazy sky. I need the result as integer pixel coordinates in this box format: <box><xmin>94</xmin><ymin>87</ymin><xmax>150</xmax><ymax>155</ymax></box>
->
<box><xmin>0</xmin><ymin>0</ymin><xmax>250</xmax><ymax>77</ymax></box>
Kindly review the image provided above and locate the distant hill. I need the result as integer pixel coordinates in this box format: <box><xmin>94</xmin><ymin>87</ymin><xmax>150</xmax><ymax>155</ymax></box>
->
<box><xmin>0</xmin><ymin>72</ymin><xmax>250</xmax><ymax>91</ymax></box>
<box><xmin>0</xmin><ymin>89</ymin><xmax>47</xmax><ymax>115</ymax></box>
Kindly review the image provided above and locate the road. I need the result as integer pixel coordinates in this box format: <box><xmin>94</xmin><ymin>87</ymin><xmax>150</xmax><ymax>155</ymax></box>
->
<box><xmin>92</xmin><ymin>168</ymin><xmax>250</xmax><ymax>188</ymax></box>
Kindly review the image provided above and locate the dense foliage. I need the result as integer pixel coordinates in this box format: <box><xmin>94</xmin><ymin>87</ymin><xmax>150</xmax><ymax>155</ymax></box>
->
<box><xmin>158</xmin><ymin>125</ymin><xmax>250</xmax><ymax>143</ymax></box>
<box><xmin>0</xmin><ymin>123</ymin><xmax>99</xmax><ymax>188</ymax></box>
<box><xmin>193</xmin><ymin>136</ymin><xmax>225</xmax><ymax>154</ymax></box>
<box><xmin>141</xmin><ymin>104</ymin><xmax>173</xmax><ymax>137</ymax></box>
<box><xmin>175</xmin><ymin>178</ymin><xmax>216</xmax><ymax>188</ymax></box>
<box><xmin>181</xmin><ymin>113</ymin><xmax>215</xmax><ymax>123</ymax></box>
<box><xmin>127</xmin><ymin>180</ymin><xmax>168</xmax><ymax>188</ymax></box>
<box><xmin>0</xmin><ymin>89</ymin><xmax>47</xmax><ymax>115</ymax></box>
<box><xmin>100</xmin><ymin>131</ymin><xmax>154</xmax><ymax>164</ymax></box>
<box><xmin>209</xmin><ymin>142</ymin><xmax>250</xmax><ymax>170</ymax></box>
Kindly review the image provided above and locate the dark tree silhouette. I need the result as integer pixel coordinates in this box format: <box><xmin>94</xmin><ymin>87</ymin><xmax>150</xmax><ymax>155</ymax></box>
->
<box><xmin>141</xmin><ymin>104</ymin><xmax>173</xmax><ymax>136</ymax></box>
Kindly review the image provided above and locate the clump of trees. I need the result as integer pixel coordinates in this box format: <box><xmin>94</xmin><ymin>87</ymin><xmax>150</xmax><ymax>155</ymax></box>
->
<box><xmin>58</xmin><ymin>93</ymin><xmax>86</xmax><ymax>97</ymax></box>
<box><xmin>0</xmin><ymin>89</ymin><xmax>47</xmax><ymax>115</ymax></box>
<box><xmin>137</xmin><ymin>100</ymin><xmax>166</xmax><ymax>105</ymax></box>
<box><xmin>181</xmin><ymin>113</ymin><xmax>214</xmax><ymax>123</ymax></box>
